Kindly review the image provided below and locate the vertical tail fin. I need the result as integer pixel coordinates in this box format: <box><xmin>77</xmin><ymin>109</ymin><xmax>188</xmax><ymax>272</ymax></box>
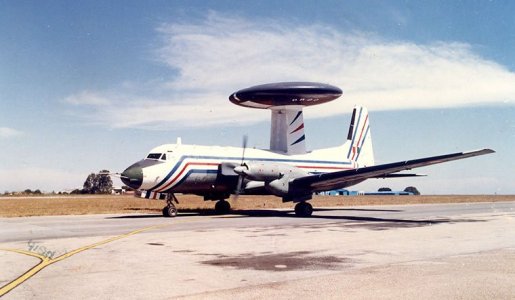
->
<box><xmin>346</xmin><ymin>106</ymin><xmax>374</xmax><ymax>167</ymax></box>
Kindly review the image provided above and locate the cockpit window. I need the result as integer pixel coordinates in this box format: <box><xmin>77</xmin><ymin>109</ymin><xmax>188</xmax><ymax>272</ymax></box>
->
<box><xmin>161</xmin><ymin>153</ymin><xmax>166</xmax><ymax>160</ymax></box>
<box><xmin>147</xmin><ymin>153</ymin><xmax>162</xmax><ymax>159</ymax></box>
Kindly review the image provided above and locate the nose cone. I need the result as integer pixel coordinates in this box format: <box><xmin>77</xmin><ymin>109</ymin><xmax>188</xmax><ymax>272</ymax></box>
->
<box><xmin>121</xmin><ymin>162</ymin><xmax>143</xmax><ymax>189</ymax></box>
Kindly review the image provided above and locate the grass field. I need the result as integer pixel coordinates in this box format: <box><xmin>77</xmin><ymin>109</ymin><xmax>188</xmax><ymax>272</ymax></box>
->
<box><xmin>0</xmin><ymin>194</ymin><xmax>513</xmax><ymax>217</ymax></box>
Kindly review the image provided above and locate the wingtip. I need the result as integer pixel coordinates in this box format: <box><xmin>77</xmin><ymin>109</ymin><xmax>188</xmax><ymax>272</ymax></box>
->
<box><xmin>464</xmin><ymin>148</ymin><xmax>495</xmax><ymax>155</ymax></box>
<box><xmin>478</xmin><ymin>148</ymin><xmax>495</xmax><ymax>154</ymax></box>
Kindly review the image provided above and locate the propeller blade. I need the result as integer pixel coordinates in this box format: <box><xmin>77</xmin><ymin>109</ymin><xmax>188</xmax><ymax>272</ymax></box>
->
<box><xmin>232</xmin><ymin>175</ymin><xmax>244</xmax><ymax>202</ymax></box>
<box><xmin>233</xmin><ymin>135</ymin><xmax>249</xmax><ymax>205</ymax></box>
<box><xmin>241</xmin><ymin>134</ymin><xmax>248</xmax><ymax>166</ymax></box>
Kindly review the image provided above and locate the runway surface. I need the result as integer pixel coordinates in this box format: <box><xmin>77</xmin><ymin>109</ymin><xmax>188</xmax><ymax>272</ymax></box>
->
<box><xmin>1</xmin><ymin>201</ymin><xmax>514</xmax><ymax>299</ymax></box>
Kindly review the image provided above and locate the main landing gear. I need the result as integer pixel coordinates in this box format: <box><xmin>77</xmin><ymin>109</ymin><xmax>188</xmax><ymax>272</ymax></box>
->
<box><xmin>215</xmin><ymin>199</ymin><xmax>231</xmax><ymax>215</ymax></box>
<box><xmin>161</xmin><ymin>194</ymin><xmax>232</xmax><ymax>217</ymax></box>
<box><xmin>162</xmin><ymin>194</ymin><xmax>179</xmax><ymax>217</ymax></box>
<box><xmin>294</xmin><ymin>201</ymin><xmax>313</xmax><ymax>217</ymax></box>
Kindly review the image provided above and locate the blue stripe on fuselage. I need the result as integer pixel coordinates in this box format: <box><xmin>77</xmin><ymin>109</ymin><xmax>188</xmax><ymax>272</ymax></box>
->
<box><xmin>160</xmin><ymin>169</ymin><xmax>323</xmax><ymax>193</ymax></box>
<box><xmin>148</xmin><ymin>154</ymin><xmax>352</xmax><ymax>191</ymax></box>
<box><xmin>160</xmin><ymin>169</ymin><xmax>218</xmax><ymax>193</ymax></box>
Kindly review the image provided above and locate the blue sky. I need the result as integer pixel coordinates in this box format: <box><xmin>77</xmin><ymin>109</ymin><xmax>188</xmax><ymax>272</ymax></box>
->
<box><xmin>1</xmin><ymin>1</ymin><xmax>513</xmax><ymax>194</ymax></box>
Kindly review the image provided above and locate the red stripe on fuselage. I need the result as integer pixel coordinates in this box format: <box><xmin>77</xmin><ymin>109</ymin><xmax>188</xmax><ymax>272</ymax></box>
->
<box><xmin>154</xmin><ymin>161</ymin><xmax>355</xmax><ymax>192</ymax></box>
<box><xmin>156</xmin><ymin>162</ymin><xmax>219</xmax><ymax>192</ymax></box>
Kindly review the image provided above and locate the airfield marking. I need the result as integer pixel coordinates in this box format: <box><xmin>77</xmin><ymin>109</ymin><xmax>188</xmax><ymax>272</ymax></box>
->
<box><xmin>0</xmin><ymin>218</ymin><xmax>202</xmax><ymax>297</ymax></box>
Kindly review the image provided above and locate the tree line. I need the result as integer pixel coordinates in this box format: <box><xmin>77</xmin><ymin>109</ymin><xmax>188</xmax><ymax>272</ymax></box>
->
<box><xmin>378</xmin><ymin>186</ymin><xmax>421</xmax><ymax>195</ymax></box>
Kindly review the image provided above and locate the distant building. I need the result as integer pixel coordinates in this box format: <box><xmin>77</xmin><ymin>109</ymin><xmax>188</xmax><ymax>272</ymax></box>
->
<box><xmin>316</xmin><ymin>189</ymin><xmax>364</xmax><ymax>196</ymax></box>
<box><xmin>316</xmin><ymin>189</ymin><xmax>350</xmax><ymax>196</ymax></box>
<box><xmin>111</xmin><ymin>186</ymin><xmax>126</xmax><ymax>195</ymax></box>
<box><xmin>316</xmin><ymin>189</ymin><xmax>412</xmax><ymax>196</ymax></box>
<box><xmin>363</xmin><ymin>191</ymin><xmax>413</xmax><ymax>196</ymax></box>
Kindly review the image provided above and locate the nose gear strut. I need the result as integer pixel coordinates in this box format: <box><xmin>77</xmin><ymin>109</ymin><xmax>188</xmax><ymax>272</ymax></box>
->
<box><xmin>162</xmin><ymin>193</ymin><xmax>179</xmax><ymax>217</ymax></box>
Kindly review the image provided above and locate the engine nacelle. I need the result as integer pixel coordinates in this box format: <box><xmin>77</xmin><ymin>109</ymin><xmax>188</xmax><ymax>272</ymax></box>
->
<box><xmin>265</xmin><ymin>177</ymin><xmax>290</xmax><ymax>196</ymax></box>
<box><xmin>234</xmin><ymin>162</ymin><xmax>309</xmax><ymax>182</ymax></box>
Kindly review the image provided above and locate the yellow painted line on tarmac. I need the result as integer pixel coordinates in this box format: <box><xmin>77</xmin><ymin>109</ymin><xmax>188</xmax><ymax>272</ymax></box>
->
<box><xmin>0</xmin><ymin>222</ymin><xmax>174</xmax><ymax>297</ymax></box>
<box><xmin>0</xmin><ymin>254</ymin><xmax>49</xmax><ymax>298</ymax></box>
<box><xmin>51</xmin><ymin>223</ymin><xmax>169</xmax><ymax>263</ymax></box>
<box><xmin>0</xmin><ymin>248</ymin><xmax>49</xmax><ymax>261</ymax></box>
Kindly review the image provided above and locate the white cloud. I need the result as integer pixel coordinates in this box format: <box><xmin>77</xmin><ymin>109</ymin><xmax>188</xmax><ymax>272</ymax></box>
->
<box><xmin>65</xmin><ymin>12</ymin><xmax>515</xmax><ymax>129</ymax></box>
<box><xmin>64</xmin><ymin>90</ymin><xmax>112</xmax><ymax>106</ymax></box>
<box><xmin>0</xmin><ymin>127</ymin><xmax>23</xmax><ymax>138</ymax></box>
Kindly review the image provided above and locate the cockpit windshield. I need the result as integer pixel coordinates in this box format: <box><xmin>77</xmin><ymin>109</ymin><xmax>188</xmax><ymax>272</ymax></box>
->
<box><xmin>146</xmin><ymin>153</ymin><xmax>162</xmax><ymax>159</ymax></box>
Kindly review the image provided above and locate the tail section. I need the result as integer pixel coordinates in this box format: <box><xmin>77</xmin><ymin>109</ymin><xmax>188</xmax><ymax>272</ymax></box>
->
<box><xmin>346</xmin><ymin>106</ymin><xmax>374</xmax><ymax>167</ymax></box>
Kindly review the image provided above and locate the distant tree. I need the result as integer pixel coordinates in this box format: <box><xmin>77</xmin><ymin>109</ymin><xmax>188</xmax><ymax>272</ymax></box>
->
<box><xmin>70</xmin><ymin>189</ymin><xmax>82</xmax><ymax>194</ymax></box>
<box><xmin>24</xmin><ymin>189</ymin><xmax>32</xmax><ymax>194</ymax></box>
<box><xmin>81</xmin><ymin>171</ymin><xmax>113</xmax><ymax>194</ymax></box>
<box><xmin>83</xmin><ymin>173</ymin><xmax>96</xmax><ymax>194</ymax></box>
<box><xmin>34</xmin><ymin>189</ymin><xmax>42</xmax><ymax>195</ymax></box>
<box><xmin>96</xmin><ymin>170</ymin><xmax>113</xmax><ymax>194</ymax></box>
<box><xmin>378</xmin><ymin>187</ymin><xmax>392</xmax><ymax>192</ymax></box>
<box><xmin>404</xmin><ymin>186</ymin><xmax>421</xmax><ymax>195</ymax></box>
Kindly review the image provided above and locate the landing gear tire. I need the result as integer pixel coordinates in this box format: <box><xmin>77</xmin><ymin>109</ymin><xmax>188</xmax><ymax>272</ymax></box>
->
<box><xmin>294</xmin><ymin>202</ymin><xmax>313</xmax><ymax>217</ymax></box>
<box><xmin>163</xmin><ymin>194</ymin><xmax>179</xmax><ymax>217</ymax></box>
<box><xmin>215</xmin><ymin>200</ymin><xmax>231</xmax><ymax>215</ymax></box>
<box><xmin>162</xmin><ymin>204</ymin><xmax>177</xmax><ymax>218</ymax></box>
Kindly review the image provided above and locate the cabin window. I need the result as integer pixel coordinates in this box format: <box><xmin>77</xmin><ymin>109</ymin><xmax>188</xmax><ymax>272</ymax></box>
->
<box><xmin>147</xmin><ymin>153</ymin><xmax>162</xmax><ymax>159</ymax></box>
<box><xmin>161</xmin><ymin>153</ymin><xmax>167</xmax><ymax>160</ymax></box>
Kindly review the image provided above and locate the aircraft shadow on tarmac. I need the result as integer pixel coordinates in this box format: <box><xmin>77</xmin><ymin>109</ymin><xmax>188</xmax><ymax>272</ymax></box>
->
<box><xmin>107</xmin><ymin>214</ymin><xmax>165</xmax><ymax>219</ymax></box>
<box><xmin>108</xmin><ymin>207</ymin><xmax>486</xmax><ymax>230</ymax></box>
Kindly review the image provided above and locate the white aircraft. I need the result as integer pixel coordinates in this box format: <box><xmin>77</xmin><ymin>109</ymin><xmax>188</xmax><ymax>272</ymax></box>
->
<box><xmin>120</xmin><ymin>104</ymin><xmax>494</xmax><ymax>217</ymax></box>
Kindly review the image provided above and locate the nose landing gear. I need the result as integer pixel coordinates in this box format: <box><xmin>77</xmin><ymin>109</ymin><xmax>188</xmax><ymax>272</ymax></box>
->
<box><xmin>162</xmin><ymin>194</ymin><xmax>179</xmax><ymax>217</ymax></box>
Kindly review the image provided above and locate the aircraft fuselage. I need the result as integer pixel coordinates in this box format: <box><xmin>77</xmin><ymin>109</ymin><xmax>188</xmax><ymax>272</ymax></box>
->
<box><xmin>121</xmin><ymin>143</ymin><xmax>357</xmax><ymax>199</ymax></box>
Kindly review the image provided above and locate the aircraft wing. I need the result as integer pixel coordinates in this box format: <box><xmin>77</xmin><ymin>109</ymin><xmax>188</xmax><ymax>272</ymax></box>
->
<box><xmin>290</xmin><ymin>149</ymin><xmax>494</xmax><ymax>192</ymax></box>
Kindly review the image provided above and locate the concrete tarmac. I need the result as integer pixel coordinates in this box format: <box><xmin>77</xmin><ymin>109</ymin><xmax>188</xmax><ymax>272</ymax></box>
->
<box><xmin>1</xmin><ymin>201</ymin><xmax>514</xmax><ymax>299</ymax></box>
